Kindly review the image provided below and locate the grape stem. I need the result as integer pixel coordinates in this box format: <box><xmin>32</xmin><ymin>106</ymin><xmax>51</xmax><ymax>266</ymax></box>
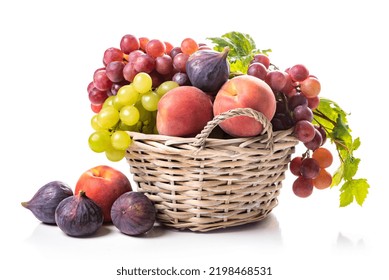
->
<box><xmin>313</xmin><ymin>110</ymin><xmax>337</xmax><ymax>126</ymax></box>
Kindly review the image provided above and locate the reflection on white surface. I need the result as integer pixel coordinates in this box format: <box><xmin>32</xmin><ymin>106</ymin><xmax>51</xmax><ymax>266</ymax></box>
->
<box><xmin>23</xmin><ymin>213</ymin><xmax>283</xmax><ymax>261</ymax></box>
<box><xmin>335</xmin><ymin>232</ymin><xmax>365</xmax><ymax>250</ymax></box>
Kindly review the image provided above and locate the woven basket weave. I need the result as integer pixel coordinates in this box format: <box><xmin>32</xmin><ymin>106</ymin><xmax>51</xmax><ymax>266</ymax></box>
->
<box><xmin>125</xmin><ymin>108</ymin><xmax>298</xmax><ymax>232</ymax></box>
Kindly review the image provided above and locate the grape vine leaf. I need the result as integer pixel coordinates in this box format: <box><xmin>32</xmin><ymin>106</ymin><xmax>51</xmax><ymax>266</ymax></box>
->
<box><xmin>313</xmin><ymin>98</ymin><xmax>370</xmax><ymax>207</ymax></box>
<box><xmin>207</xmin><ymin>31</ymin><xmax>271</xmax><ymax>74</ymax></box>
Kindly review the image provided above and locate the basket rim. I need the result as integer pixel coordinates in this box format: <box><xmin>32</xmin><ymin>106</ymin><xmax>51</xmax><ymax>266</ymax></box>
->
<box><xmin>126</xmin><ymin>107</ymin><xmax>296</xmax><ymax>148</ymax></box>
<box><xmin>127</xmin><ymin>127</ymin><xmax>295</xmax><ymax>146</ymax></box>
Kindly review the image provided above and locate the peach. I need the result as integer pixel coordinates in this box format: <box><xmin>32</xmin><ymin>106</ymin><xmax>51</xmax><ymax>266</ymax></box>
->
<box><xmin>156</xmin><ymin>86</ymin><xmax>213</xmax><ymax>137</ymax></box>
<box><xmin>75</xmin><ymin>165</ymin><xmax>132</xmax><ymax>223</ymax></box>
<box><xmin>213</xmin><ymin>75</ymin><xmax>276</xmax><ymax>137</ymax></box>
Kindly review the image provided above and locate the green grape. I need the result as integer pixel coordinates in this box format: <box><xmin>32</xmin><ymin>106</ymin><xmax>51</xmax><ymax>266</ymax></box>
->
<box><xmin>116</xmin><ymin>84</ymin><xmax>139</xmax><ymax>105</ymax></box>
<box><xmin>105</xmin><ymin>147</ymin><xmax>126</xmax><ymax>162</ymax></box>
<box><xmin>135</xmin><ymin>100</ymin><xmax>152</xmax><ymax>122</ymax></box>
<box><xmin>91</xmin><ymin>115</ymin><xmax>104</xmax><ymax>131</ymax></box>
<box><xmin>141</xmin><ymin>91</ymin><xmax>160</xmax><ymax>111</ymax></box>
<box><xmin>102</xmin><ymin>95</ymin><xmax>115</xmax><ymax>108</ymax></box>
<box><xmin>112</xmin><ymin>95</ymin><xmax>125</xmax><ymax>111</ymax></box>
<box><xmin>120</xmin><ymin>105</ymin><xmax>140</xmax><ymax>126</ymax></box>
<box><xmin>88</xmin><ymin>130</ymin><xmax>111</xmax><ymax>153</ymax></box>
<box><xmin>111</xmin><ymin>131</ymin><xmax>132</xmax><ymax>150</ymax></box>
<box><xmin>118</xmin><ymin>121</ymin><xmax>133</xmax><ymax>131</ymax></box>
<box><xmin>156</xmin><ymin>81</ymin><xmax>179</xmax><ymax>96</ymax></box>
<box><xmin>133</xmin><ymin>72</ymin><xmax>152</xmax><ymax>94</ymax></box>
<box><xmin>97</xmin><ymin>106</ymin><xmax>120</xmax><ymax>129</ymax></box>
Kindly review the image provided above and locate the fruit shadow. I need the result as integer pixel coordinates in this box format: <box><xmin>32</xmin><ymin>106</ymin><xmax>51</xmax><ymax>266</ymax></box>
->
<box><xmin>161</xmin><ymin>212</ymin><xmax>283</xmax><ymax>245</ymax></box>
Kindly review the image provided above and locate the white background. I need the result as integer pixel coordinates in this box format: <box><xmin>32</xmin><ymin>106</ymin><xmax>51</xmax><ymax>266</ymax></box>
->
<box><xmin>1</xmin><ymin>0</ymin><xmax>387</xmax><ymax>279</ymax></box>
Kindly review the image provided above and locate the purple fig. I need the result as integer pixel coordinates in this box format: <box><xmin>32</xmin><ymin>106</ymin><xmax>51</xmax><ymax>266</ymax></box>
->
<box><xmin>21</xmin><ymin>181</ymin><xmax>73</xmax><ymax>224</ymax></box>
<box><xmin>55</xmin><ymin>190</ymin><xmax>103</xmax><ymax>237</ymax></box>
<box><xmin>111</xmin><ymin>192</ymin><xmax>156</xmax><ymax>236</ymax></box>
<box><xmin>186</xmin><ymin>47</ymin><xmax>230</xmax><ymax>93</ymax></box>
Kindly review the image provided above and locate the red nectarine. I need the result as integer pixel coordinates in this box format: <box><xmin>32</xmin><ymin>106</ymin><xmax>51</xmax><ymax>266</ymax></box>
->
<box><xmin>156</xmin><ymin>86</ymin><xmax>213</xmax><ymax>137</ymax></box>
<box><xmin>75</xmin><ymin>165</ymin><xmax>132</xmax><ymax>223</ymax></box>
<box><xmin>213</xmin><ymin>75</ymin><xmax>276</xmax><ymax>137</ymax></box>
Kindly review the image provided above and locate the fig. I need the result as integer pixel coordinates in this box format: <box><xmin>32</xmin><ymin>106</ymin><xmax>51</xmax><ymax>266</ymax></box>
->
<box><xmin>111</xmin><ymin>192</ymin><xmax>156</xmax><ymax>236</ymax></box>
<box><xmin>21</xmin><ymin>181</ymin><xmax>73</xmax><ymax>224</ymax></box>
<box><xmin>55</xmin><ymin>190</ymin><xmax>103</xmax><ymax>237</ymax></box>
<box><xmin>186</xmin><ymin>47</ymin><xmax>230</xmax><ymax>94</ymax></box>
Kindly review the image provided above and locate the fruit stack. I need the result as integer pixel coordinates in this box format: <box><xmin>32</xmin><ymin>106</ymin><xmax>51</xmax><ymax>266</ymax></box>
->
<box><xmin>85</xmin><ymin>32</ymin><xmax>368</xmax><ymax>231</ymax></box>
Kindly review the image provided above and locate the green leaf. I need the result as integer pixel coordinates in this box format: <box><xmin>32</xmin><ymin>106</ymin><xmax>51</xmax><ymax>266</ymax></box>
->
<box><xmin>353</xmin><ymin>179</ymin><xmax>370</xmax><ymax>206</ymax></box>
<box><xmin>339</xmin><ymin>179</ymin><xmax>370</xmax><ymax>207</ymax></box>
<box><xmin>313</xmin><ymin>97</ymin><xmax>370</xmax><ymax>207</ymax></box>
<box><xmin>343</xmin><ymin>157</ymin><xmax>360</xmax><ymax>181</ymax></box>
<box><xmin>207</xmin><ymin>31</ymin><xmax>271</xmax><ymax>74</ymax></box>
<box><xmin>331</xmin><ymin>165</ymin><xmax>344</xmax><ymax>187</ymax></box>
<box><xmin>340</xmin><ymin>188</ymin><xmax>354</xmax><ymax>207</ymax></box>
<box><xmin>352</xmin><ymin>137</ymin><xmax>361</xmax><ymax>150</ymax></box>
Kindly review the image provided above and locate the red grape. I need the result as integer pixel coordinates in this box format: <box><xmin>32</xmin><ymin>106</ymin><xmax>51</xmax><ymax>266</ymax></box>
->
<box><xmin>146</xmin><ymin>39</ymin><xmax>166</xmax><ymax>58</ymax></box>
<box><xmin>300</xmin><ymin>77</ymin><xmax>321</xmax><ymax>98</ymax></box>
<box><xmin>265</xmin><ymin>70</ymin><xmax>287</xmax><ymax>92</ymax></box>
<box><xmin>105</xmin><ymin>61</ymin><xmax>125</xmax><ymax>83</ymax></box>
<box><xmin>134</xmin><ymin>54</ymin><xmax>155</xmax><ymax>73</ymax></box>
<box><xmin>173</xmin><ymin>53</ymin><xmax>189</xmax><ymax>73</ymax></box>
<box><xmin>127</xmin><ymin>50</ymin><xmax>144</xmax><ymax>64</ymax></box>
<box><xmin>172</xmin><ymin>72</ymin><xmax>190</xmax><ymax>86</ymax></box>
<box><xmin>300</xmin><ymin>158</ymin><xmax>320</xmax><ymax>179</ymax></box>
<box><xmin>290</xmin><ymin>157</ymin><xmax>303</xmax><ymax>176</ymax></box>
<box><xmin>169</xmin><ymin>47</ymin><xmax>182</xmax><ymax>59</ymax></box>
<box><xmin>103</xmin><ymin>47</ymin><xmax>123</xmax><ymax>65</ymax></box>
<box><xmin>289</xmin><ymin>64</ymin><xmax>309</xmax><ymax>82</ymax></box>
<box><xmin>88</xmin><ymin>87</ymin><xmax>108</xmax><ymax>105</ymax></box>
<box><xmin>293</xmin><ymin>176</ymin><xmax>314</xmax><ymax>198</ymax></box>
<box><xmin>120</xmin><ymin>34</ymin><xmax>140</xmax><ymax>54</ymax></box>
<box><xmin>164</xmin><ymin>41</ymin><xmax>174</xmax><ymax>55</ymax></box>
<box><xmin>288</xmin><ymin>94</ymin><xmax>308</xmax><ymax>110</ymax></box>
<box><xmin>155</xmin><ymin>54</ymin><xmax>173</xmax><ymax>75</ymax></box>
<box><xmin>91</xmin><ymin>103</ymin><xmax>103</xmax><ymax>113</ymax></box>
<box><xmin>93</xmin><ymin>69</ymin><xmax>112</xmax><ymax>91</ymax></box>
<box><xmin>307</xmin><ymin>96</ymin><xmax>320</xmax><ymax>109</ymax></box>
<box><xmin>123</xmin><ymin>63</ymin><xmax>138</xmax><ymax>82</ymax></box>
<box><xmin>181</xmin><ymin>38</ymin><xmax>198</xmax><ymax>55</ymax></box>
<box><xmin>315</xmin><ymin>125</ymin><xmax>327</xmax><ymax>145</ymax></box>
<box><xmin>247</xmin><ymin>62</ymin><xmax>267</xmax><ymax>80</ymax></box>
<box><xmin>313</xmin><ymin>169</ymin><xmax>332</xmax><ymax>189</ymax></box>
<box><xmin>251</xmin><ymin>54</ymin><xmax>270</xmax><ymax>68</ymax></box>
<box><xmin>139</xmin><ymin>37</ymin><xmax>149</xmax><ymax>51</ymax></box>
<box><xmin>294</xmin><ymin>120</ymin><xmax>315</xmax><ymax>142</ymax></box>
<box><xmin>304</xmin><ymin>129</ymin><xmax>323</xmax><ymax>151</ymax></box>
<box><xmin>312</xmin><ymin>147</ymin><xmax>333</xmax><ymax>168</ymax></box>
<box><xmin>293</xmin><ymin>104</ymin><xmax>313</xmax><ymax>122</ymax></box>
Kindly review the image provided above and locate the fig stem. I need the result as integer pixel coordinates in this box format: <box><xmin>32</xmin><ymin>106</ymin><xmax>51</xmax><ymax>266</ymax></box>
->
<box><xmin>21</xmin><ymin>201</ymin><xmax>28</xmax><ymax>208</ymax></box>
<box><xmin>78</xmin><ymin>190</ymin><xmax>86</xmax><ymax>197</ymax></box>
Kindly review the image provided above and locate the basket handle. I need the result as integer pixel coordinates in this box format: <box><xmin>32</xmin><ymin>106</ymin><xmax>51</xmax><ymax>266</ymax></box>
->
<box><xmin>191</xmin><ymin>107</ymin><xmax>274</xmax><ymax>149</ymax></box>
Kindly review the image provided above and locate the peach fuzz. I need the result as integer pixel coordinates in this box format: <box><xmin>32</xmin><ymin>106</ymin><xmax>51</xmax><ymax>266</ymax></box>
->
<box><xmin>213</xmin><ymin>75</ymin><xmax>276</xmax><ymax>137</ymax></box>
<box><xmin>156</xmin><ymin>86</ymin><xmax>213</xmax><ymax>137</ymax></box>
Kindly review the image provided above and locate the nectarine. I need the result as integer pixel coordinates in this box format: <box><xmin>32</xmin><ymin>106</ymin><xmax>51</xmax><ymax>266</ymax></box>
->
<box><xmin>156</xmin><ymin>86</ymin><xmax>213</xmax><ymax>137</ymax></box>
<box><xmin>213</xmin><ymin>75</ymin><xmax>276</xmax><ymax>137</ymax></box>
<box><xmin>75</xmin><ymin>165</ymin><xmax>132</xmax><ymax>223</ymax></box>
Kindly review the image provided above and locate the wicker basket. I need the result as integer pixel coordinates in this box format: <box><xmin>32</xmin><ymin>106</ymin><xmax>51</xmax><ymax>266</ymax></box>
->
<box><xmin>125</xmin><ymin>108</ymin><xmax>298</xmax><ymax>232</ymax></box>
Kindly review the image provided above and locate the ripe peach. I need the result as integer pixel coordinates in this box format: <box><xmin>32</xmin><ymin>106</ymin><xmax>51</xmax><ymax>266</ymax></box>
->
<box><xmin>156</xmin><ymin>86</ymin><xmax>213</xmax><ymax>137</ymax></box>
<box><xmin>75</xmin><ymin>165</ymin><xmax>132</xmax><ymax>223</ymax></box>
<box><xmin>213</xmin><ymin>75</ymin><xmax>276</xmax><ymax>137</ymax></box>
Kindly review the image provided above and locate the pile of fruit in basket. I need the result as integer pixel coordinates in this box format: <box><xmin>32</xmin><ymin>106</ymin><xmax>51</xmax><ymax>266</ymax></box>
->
<box><xmin>21</xmin><ymin>31</ymin><xmax>370</xmax><ymax>238</ymax></box>
<box><xmin>86</xmin><ymin>31</ymin><xmax>369</xmax><ymax>207</ymax></box>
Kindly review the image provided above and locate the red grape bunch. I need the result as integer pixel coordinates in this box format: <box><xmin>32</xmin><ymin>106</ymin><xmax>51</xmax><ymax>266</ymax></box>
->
<box><xmin>247</xmin><ymin>55</ymin><xmax>333</xmax><ymax>198</ymax></box>
<box><xmin>86</xmin><ymin>34</ymin><xmax>207</xmax><ymax>162</ymax></box>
